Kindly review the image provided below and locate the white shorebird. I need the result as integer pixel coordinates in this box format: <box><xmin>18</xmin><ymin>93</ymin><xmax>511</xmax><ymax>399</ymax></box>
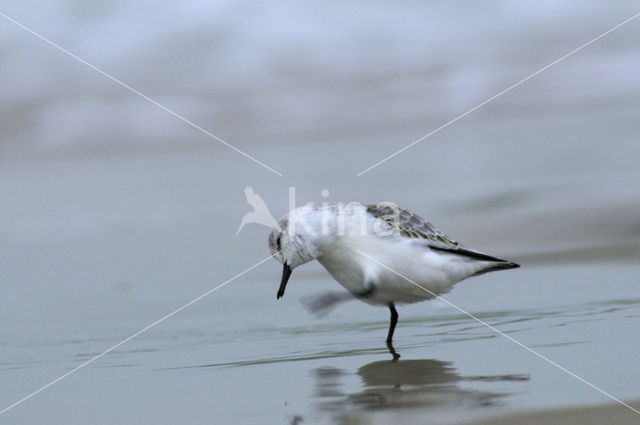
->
<box><xmin>268</xmin><ymin>202</ymin><xmax>519</xmax><ymax>358</ymax></box>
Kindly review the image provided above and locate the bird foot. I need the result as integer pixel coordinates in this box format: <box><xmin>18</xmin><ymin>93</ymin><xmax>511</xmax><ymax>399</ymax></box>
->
<box><xmin>386</xmin><ymin>340</ymin><xmax>401</xmax><ymax>361</ymax></box>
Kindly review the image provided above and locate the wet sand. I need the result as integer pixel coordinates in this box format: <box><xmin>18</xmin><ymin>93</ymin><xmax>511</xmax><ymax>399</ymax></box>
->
<box><xmin>468</xmin><ymin>400</ymin><xmax>640</xmax><ymax>425</ymax></box>
<box><xmin>342</xmin><ymin>399</ymin><xmax>640</xmax><ymax>425</ymax></box>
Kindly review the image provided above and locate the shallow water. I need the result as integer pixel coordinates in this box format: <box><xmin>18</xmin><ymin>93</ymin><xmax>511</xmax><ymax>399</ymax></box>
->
<box><xmin>2</xmin><ymin>243</ymin><xmax>640</xmax><ymax>424</ymax></box>
<box><xmin>1</xmin><ymin>1</ymin><xmax>640</xmax><ymax>424</ymax></box>
<box><xmin>2</xmin><ymin>151</ymin><xmax>639</xmax><ymax>424</ymax></box>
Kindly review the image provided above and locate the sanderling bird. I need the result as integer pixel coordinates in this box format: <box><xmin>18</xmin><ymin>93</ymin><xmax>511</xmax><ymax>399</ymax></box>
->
<box><xmin>268</xmin><ymin>202</ymin><xmax>519</xmax><ymax>358</ymax></box>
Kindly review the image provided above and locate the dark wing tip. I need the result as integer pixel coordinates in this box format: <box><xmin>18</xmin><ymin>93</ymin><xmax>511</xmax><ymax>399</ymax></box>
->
<box><xmin>429</xmin><ymin>245</ymin><xmax>512</xmax><ymax>263</ymax></box>
<box><xmin>429</xmin><ymin>245</ymin><xmax>521</xmax><ymax>274</ymax></box>
<box><xmin>473</xmin><ymin>261</ymin><xmax>520</xmax><ymax>276</ymax></box>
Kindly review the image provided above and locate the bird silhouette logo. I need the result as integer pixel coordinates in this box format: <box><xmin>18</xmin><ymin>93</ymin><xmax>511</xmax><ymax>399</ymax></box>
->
<box><xmin>236</xmin><ymin>186</ymin><xmax>280</xmax><ymax>235</ymax></box>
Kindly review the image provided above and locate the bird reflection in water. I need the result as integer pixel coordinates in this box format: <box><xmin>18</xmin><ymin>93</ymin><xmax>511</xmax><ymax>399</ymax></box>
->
<box><xmin>312</xmin><ymin>358</ymin><xmax>528</xmax><ymax>420</ymax></box>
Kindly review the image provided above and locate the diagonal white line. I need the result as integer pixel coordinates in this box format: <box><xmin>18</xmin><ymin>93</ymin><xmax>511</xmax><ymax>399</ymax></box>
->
<box><xmin>0</xmin><ymin>12</ymin><xmax>283</xmax><ymax>177</ymax></box>
<box><xmin>0</xmin><ymin>252</ymin><xmax>278</xmax><ymax>416</ymax></box>
<box><xmin>356</xmin><ymin>249</ymin><xmax>640</xmax><ymax>416</ymax></box>
<box><xmin>356</xmin><ymin>12</ymin><xmax>640</xmax><ymax>176</ymax></box>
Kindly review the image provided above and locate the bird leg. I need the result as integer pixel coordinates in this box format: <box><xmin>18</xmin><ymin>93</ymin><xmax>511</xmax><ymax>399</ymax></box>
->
<box><xmin>386</xmin><ymin>303</ymin><xmax>400</xmax><ymax>360</ymax></box>
<box><xmin>386</xmin><ymin>302</ymin><xmax>398</xmax><ymax>342</ymax></box>
<box><xmin>386</xmin><ymin>341</ymin><xmax>400</xmax><ymax>361</ymax></box>
<box><xmin>302</xmin><ymin>284</ymin><xmax>377</xmax><ymax>317</ymax></box>
<box><xmin>353</xmin><ymin>284</ymin><xmax>376</xmax><ymax>299</ymax></box>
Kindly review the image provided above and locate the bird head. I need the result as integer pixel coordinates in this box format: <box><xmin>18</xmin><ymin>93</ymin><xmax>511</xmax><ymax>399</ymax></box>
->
<box><xmin>268</xmin><ymin>210</ymin><xmax>320</xmax><ymax>299</ymax></box>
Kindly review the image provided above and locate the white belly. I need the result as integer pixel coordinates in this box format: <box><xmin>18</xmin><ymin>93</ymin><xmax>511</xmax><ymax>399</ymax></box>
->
<box><xmin>317</xmin><ymin>235</ymin><xmax>483</xmax><ymax>306</ymax></box>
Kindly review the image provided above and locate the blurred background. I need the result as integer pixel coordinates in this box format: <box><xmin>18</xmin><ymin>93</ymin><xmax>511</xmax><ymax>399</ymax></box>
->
<box><xmin>1</xmin><ymin>1</ymin><xmax>639</xmax><ymax>424</ymax></box>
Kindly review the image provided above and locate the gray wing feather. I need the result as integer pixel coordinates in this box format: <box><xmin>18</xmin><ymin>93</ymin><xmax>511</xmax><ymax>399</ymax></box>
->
<box><xmin>366</xmin><ymin>203</ymin><xmax>520</xmax><ymax>270</ymax></box>
<box><xmin>366</xmin><ymin>203</ymin><xmax>461</xmax><ymax>249</ymax></box>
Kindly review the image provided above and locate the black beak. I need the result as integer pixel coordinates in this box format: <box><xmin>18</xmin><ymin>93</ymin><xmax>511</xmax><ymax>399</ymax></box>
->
<box><xmin>277</xmin><ymin>263</ymin><xmax>292</xmax><ymax>299</ymax></box>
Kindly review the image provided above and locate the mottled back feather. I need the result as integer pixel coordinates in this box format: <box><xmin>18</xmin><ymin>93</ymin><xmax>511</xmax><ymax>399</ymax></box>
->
<box><xmin>365</xmin><ymin>203</ymin><xmax>461</xmax><ymax>249</ymax></box>
<box><xmin>366</xmin><ymin>203</ymin><xmax>519</xmax><ymax>270</ymax></box>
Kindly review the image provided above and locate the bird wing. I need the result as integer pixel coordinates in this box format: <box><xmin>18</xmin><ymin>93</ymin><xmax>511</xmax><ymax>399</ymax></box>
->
<box><xmin>366</xmin><ymin>203</ymin><xmax>515</xmax><ymax>265</ymax></box>
<box><xmin>366</xmin><ymin>203</ymin><xmax>461</xmax><ymax>249</ymax></box>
